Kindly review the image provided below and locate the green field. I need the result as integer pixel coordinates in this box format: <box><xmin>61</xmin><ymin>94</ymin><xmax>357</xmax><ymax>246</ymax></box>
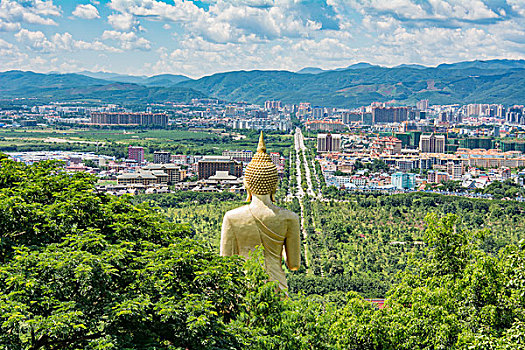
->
<box><xmin>0</xmin><ymin>127</ymin><xmax>293</xmax><ymax>158</ymax></box>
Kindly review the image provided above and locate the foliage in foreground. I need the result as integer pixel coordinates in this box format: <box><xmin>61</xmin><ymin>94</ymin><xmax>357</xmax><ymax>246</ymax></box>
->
<box><xmin>1</xmin><ymin>155</ymin><xmax>525</xmax><ymax>349</ymax></box>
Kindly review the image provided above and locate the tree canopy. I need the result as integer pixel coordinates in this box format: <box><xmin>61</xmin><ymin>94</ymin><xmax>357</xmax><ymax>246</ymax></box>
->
<box><xmin>1</xmin><ymin>154</ymin><xmax>525</xmax><ymax>349</ymax></box>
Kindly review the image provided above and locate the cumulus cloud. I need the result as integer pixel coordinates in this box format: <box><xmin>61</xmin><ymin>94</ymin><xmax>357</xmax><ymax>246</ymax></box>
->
<box><xmin>107</xmin><ymin>0</ymin><xmax>323</xmax><ymax>43</ymax></box>
<box><xmin>0</xmin><ymin>0</ymin><xmax>61</xmax><ymax>27</ymax></box>
<box><xmin>330</xmin><ymin>0</ymin><xmax>501</xmax><ymax>23</ymax></box>
<box><xmin>101</xmin><ymin>30</ymin><xmax>152</xmax><ymax>50</ymax></box>
<box><xmin>0</xmin><ymin>19</ymin><xmax>20</xmax><ymax>31</ymax></box>
<box><xmin>108</xmin><ymin>0</ymin><xmax>205</xmax><ymax>22</ymax></box>
<box><xmin>0</xmin><ymin>38</ymin><xmax>14</xmax><ymax>49</ymax></box>
<box><xmin>15</xmin><ymin>28</ymin><xmax>120</xmax><ymax>53</ymax></box>
<box><xmin>3</xmin><ymin>0</ymin><xmax>525</xmax><ymax>76</ymax></box>
<box><xmin>108</xmin><ymin>12</ymin><xmax>139</xmax><ymax>31</ymax></box>
<box><xmin>72</xmin><ymin>4</ymin><xmax>100</xmax><ymax>20</ymax></box>
<box><xmin>15</xmin><ymin>29</ymin><xmax>53</xmax><ymax>51</ymax></box>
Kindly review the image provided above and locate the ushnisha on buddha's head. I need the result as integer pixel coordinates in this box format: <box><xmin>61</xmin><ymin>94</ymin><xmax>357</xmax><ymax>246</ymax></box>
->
<box><xmin>243</xmin><ymin>131</ymin><xmax>279</xmax><ymax>202</ymax></box>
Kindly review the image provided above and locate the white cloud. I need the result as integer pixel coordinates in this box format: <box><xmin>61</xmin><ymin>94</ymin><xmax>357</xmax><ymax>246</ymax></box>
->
<box><xmin>3</xmin><ymin>0</ymin><xmax>525</xmax><ymax>76</ymax></box>
<box><xmin>508</xmin><ymin>0</ymin><xmax>525</xmax><ymax>17</ymax></box>
<box><xmin>101</xmin><ymin>30</ymin><xmax>151</xmax><ymax>50</ymax></box>
<box><xmin>107</xmin><ymin>0</ymin><xmax>323</xmax><ymax>43</ymax></box>
<box><xmin>15</xmin><ymin>28</ymin><xmax>121</xmax><ymax>53</ymax></box>
<box><xmin>427</xmin><ymin>0</ymin><xmax>499</xmax><ymax>20</ymax></box>
<box><xmin>334</xmin><ymin>0</ymin><xmax>500</xmax><ymax>22</ymax></box>
<box><xmin>72</xmin><ymin>4</ymin><xmax>100</xmax><ymax>19</ymax></box>
<box><xmin>108</xmin><ymin>0</ymin><xmax>205</xmax><ymax>22</ymax></box>
<box><xmin>0</xmin><ymin>38</ymin><xmax>13</xmax><ymax>49</ymax></box>
<box><xmin>15</xmin><ymin>28</ymin><xmax>53</xmax><ymax>51</ymax></box>
<box><xmin>0</xmin><ymin>19</ymin><xmax>20</xmax><ymax>31</ymax></box>
<box><xmin>0</xmin><ymin>0</ymin><xmax>61</xmax><ymax>26</ymax></box>
<box><xmin>108</xmin><ymin>12</ymin><xmax>138</xmax><ymax>31</ymax></box>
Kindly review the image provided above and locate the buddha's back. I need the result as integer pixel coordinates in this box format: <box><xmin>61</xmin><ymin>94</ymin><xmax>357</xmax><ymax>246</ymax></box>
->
<box><xmin>221</xmin><ymin>201</ymin><xmax>300</xmax><ymax>290</ymax></box>
<box><xmin>220</xmin><ymin>131</ymin><xmax>301</xmax><ymax>291</ymax></box>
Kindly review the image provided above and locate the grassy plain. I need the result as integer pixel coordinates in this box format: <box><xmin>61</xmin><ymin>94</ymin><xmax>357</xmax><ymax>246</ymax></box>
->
<box><xmin>0</xmin><ymin>126</ymin><xmax>293</xmax><ymax>158</ymax></box>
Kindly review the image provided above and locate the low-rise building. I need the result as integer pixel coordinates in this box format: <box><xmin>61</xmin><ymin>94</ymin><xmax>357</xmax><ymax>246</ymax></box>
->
<box><xmin>117</xmin><ymin>170</ymin><xmax>167</xmax><ymax>186</ymax></box>
<box><xmin>142</xmin><ymin>163</ymin><xmax>187</xmax><ymax>184</ymax></box>
<box><xmin>222</xmin><ymin>150</ymin><xmax>253</xmax><ymax>163</ymax></box>
<box><xmin>391</xmin><ymin>172</ymin><xmax>416</xmax><ymax>190</ymax></box>
<box><xmin>428</xmin><ymin>170</ymin><xmax>449</xmax><ymax>184</ymax></box>
<box><xmin>153</xmin><ymin>151</ymin><xmax>171</xmax><ymax>164</ymax></box>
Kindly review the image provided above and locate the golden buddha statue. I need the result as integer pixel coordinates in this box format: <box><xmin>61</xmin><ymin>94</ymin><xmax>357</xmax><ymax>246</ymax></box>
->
<box><xmin>220</xmin><ymin>131</ymin><xmax>301</xmax><ymax>290</ymax></box>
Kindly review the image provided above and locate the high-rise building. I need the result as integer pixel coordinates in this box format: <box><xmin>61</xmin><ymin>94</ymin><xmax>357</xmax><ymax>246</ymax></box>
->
<box><xmin>264</xmin><ymin>100</ymin><xmax>282</xmax><ymax>111</ymax></box>
<box><xmin>372</xmin><ymin>107</ymin><xmax>409</xmax><ymax>124</ymax></box>
<box><xmin>466</xmin><ymin>104</ymin><xmax>490</xmax><ymax>117</ymax></box>
<box><xmin>317</xmin><ymin>133</ymin><xmax>341</xmax><ymax>153</ymax></box>
<box><xmin>416</xmin><ymin>100</ymin><xmax>429</xmax><ymax>110</ymax></box>
<box><xmin>90</xmin><ymin>112</ymin><xmax>168</xmax><ymax>126</ymax></box>
<box><xmin>197</xmin><ymin>156</ymin><xmax>243</xmax><ymax>180</ymax></box>
<box><xmin>153</xmin><ymin>151</ymin><xmax>171</xmax><ymax>164</ymax></box>
<box><xmin>419</xmin><ymin>134</ymin><xmax>446</xmax><ymax>153</ymax></box>
<box><xmin>341</xmin><ymin>112</ymin><xmax>362</xmax><ymax>124</ymax></box>
<box><xmin>252</xmin><ymin>110</ymin><xmax>268</xmax><ymax>118</ymax></box>
<box><xmin>446</xmin><ymin>161</ymin><xmax>464</xmax><ymax>180</ymax></box>
<box><xmin>305</xmin><ymin>120</ymin><xmax>346</xmax><ymax>132</ymax></box>
<box><xmin>128</xmin><ymin>146</ymin><xmax>144</xmax><ymax>165</ymax></box>
<box><xmin>312</xmin><ymin>107</ymin><xmax>324</xmax><ymax>119</ymax></box>
<box><xmin>506</xmin><ymin>106</ymin><xmax>524</xmax><ymax>124</ymax></box>
<box><xmin>270</xmin><ymin>152</ymin><xmax>284</xmax><ymax>167</ymax></box>
<box><xmin>458</xmin><ymin>137</ymin><xmax>493</xmax><ymax>150</ymax></box>
<box><xmin>496</xmin><ymin>105</ymin><xmax>506</xmax><ymax>118</ymax></box>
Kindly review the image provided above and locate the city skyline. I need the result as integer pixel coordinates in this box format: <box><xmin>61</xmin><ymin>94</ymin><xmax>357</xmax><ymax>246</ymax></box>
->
<box><xmin>0</xmin><ymin>0</ymin><xmax>524</xmax><ymax>78</ymax></box>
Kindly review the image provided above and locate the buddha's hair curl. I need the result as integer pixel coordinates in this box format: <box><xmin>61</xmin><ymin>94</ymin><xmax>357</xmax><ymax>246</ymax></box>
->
<box><xmin>244</xmin><ymin>132</ymin><xmax>279</xmax><ymax>202</ymax></box>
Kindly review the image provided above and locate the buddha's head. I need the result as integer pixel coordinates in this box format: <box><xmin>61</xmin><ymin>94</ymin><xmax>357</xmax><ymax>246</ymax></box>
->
<box><xmin>244</xmin><ymin>131</ymin><xmax>279</xmax><ymax>202</ymax></box>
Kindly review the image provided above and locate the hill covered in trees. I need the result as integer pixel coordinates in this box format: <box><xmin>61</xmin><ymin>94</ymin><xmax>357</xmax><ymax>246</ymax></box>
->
<box><xmin>1</xmin><ymin>155</ymin><xmax>525</xmax><ymax>349</ymax></box>
<box><xmin>0</xmin><ymin>71</ymin><xmax>206</xmax><ymax>105</ymax></box>
<box><xmin>178</xmin><ymin>61</ymin><xmax>525</xmax><ymax>107</ymax></box>
<box><xmin>2</xmin><ymin>59</ymin><xmax>525</xmax><ymax>108</ymax></box>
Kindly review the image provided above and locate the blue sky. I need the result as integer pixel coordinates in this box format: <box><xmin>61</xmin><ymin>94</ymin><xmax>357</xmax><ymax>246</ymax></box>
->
<box><xmin>0</xmin><ymin>0</ymin><xmax>524</xmax><ymax>78</ymax></box>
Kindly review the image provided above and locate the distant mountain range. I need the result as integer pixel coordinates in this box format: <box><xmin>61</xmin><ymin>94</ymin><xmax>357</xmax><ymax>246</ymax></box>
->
<box><xmin>296</xmin><ymin>59</ymin><xmax>525</xmax><ymax>74</ymax></box>
<box><xmin>78</xmin><ymin>71</ymin><xmax>191</xmax><ymax>86</ymax></box>
<box><xmin>178</xmin><ymin>59</ymin><xmax>525</xmax><ymax>107</ymax></box>
<box><xmin>1</xmin><ymin>59</ymin><xmax>524</xmax><ymax>107</ymax></box>
<box><xmin>0</xmin><ymin>70</ymin><xmax>204</xmax><ymax>105</ymax></box>
<box><xmin>296</xmin><ymin>62</ymin><xmax>379</xmax><ymax>74</ymax></box>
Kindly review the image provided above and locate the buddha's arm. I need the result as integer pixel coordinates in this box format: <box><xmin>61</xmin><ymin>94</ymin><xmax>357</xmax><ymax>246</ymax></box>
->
<box><xmin>220</xmin><ymin>214</ymin><xmax>238</xmax><ymax>256</ymax></box>
<box><xmin>285</xmin><ymin>214</ymin><xmax>301</xmax><ymax>270</ymax></box>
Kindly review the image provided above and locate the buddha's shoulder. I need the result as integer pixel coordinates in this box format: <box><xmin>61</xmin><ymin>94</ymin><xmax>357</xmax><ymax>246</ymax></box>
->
<box><xmin>223</xmin><ymin>205</ymin><xmax>298</xmax><ymax>222</ymax></box>
<box><xmin>279</xmin><ymin>207</ymin><xmax>300</xmax><ymax>221</ymax></box>
<box><xmin>224</xmin><ymin>205</ymin><xmax>251</xmax><ymax>220</ymax></box>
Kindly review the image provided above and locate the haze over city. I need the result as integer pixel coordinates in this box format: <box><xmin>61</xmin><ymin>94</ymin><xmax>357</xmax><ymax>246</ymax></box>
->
<box><xmin>1</xmin><ymin>0</ymin><xmax>525</xmax><ymax>77</ymax></box>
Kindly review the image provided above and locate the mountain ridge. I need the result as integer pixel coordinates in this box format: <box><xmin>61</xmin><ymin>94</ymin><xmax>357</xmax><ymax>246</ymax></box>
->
<box><xmin>0</xmin><ymin>70</ymin><xmax>205</xmax><ymax>105</ymax></box>
<box><xmin>176</xmin><ymin>60</ymin><xmax>525</xmax><ymax>107</ymax></box>
<box><xmin>2</xmin><ymin>59</ymin><xmax>525</xmax><ymax>107</ymax></box>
